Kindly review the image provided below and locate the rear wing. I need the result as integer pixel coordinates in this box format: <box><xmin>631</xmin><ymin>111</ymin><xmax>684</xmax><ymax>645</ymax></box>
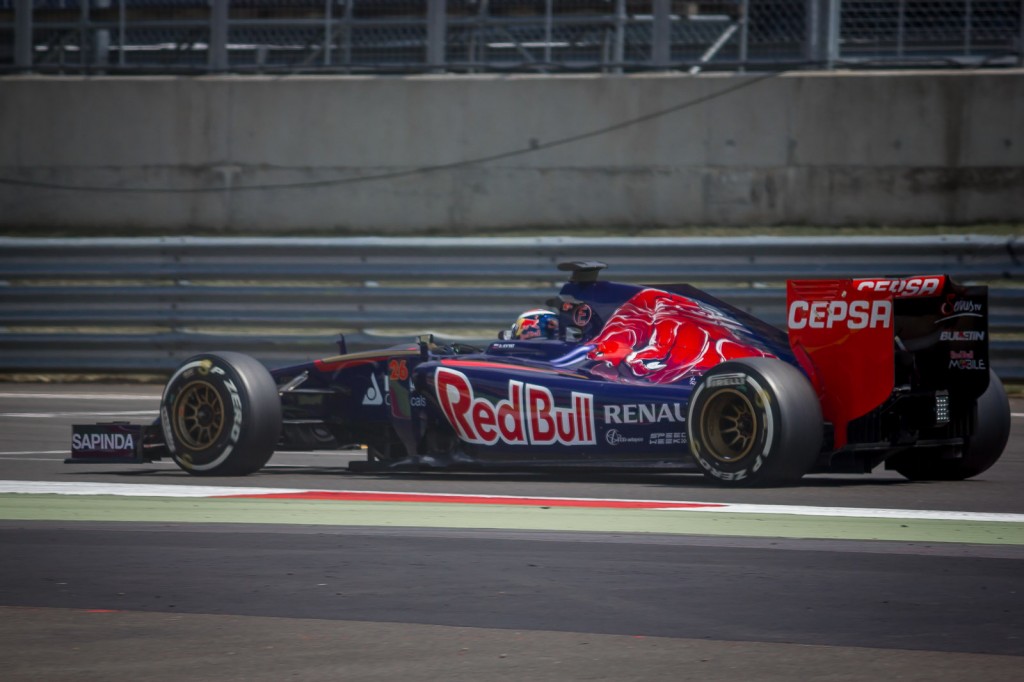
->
<box><xmin>787</xmin><ymin>275</ymin><xmax>989</xmax><ymax>447</ymax></box>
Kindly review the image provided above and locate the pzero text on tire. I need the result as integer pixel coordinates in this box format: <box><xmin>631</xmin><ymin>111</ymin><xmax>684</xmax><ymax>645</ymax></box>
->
<box><xmin>687</xmin><ymin>358</ymin><xmax>822</xmax><ymax>486</ymax></box>
<box><xmin>160</xmin><ymin>352</ymin><xmax>281</xmax><ymax>476</ymax></box>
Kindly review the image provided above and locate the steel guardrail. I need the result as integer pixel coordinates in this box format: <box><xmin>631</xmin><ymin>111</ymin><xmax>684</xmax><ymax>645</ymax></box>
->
<box><xmin>0</xmin><ymin>235</ymin><xmax>1020</xmax><ymax>379</ymax></box>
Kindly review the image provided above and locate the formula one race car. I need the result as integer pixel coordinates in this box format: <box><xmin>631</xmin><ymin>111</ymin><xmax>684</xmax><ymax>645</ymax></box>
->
<box><xmin>70</xmin><ymin>262</ymin><xmax>1011</xmax><ymax>486</ymax></box>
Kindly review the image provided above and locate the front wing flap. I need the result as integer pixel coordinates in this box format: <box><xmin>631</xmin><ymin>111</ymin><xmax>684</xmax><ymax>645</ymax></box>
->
<box><xmin>68</xmin><ymin>422</ymin><xmax>165</xmax><ymax>464</ymax></box>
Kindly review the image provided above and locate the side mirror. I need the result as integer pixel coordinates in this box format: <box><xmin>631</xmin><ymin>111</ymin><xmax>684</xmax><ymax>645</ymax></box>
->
<box><xmin>497</xmin><ymin>330</ymin><xmax>513</xmax><ymax>340</ymax></box>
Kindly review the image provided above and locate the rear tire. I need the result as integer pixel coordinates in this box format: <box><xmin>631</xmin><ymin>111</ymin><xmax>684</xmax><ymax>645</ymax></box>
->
<box><xmin>893</xmin><ymin>370</ymin><xmax>1011</xmax><ymax>481</ymax></box>
<box><xmin>688</xmin><ymin>358</ymin><xmax>822</xmax><ymax>487</ymax></box>
<box><xmin>161</xmin><ymin>352</ymin><xmax>281</xmax><ymax>476</ymax></box>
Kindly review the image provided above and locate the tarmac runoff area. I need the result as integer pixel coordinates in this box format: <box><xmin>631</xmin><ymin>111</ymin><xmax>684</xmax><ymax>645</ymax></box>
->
<box><xmin>2</xmin><ymin>481</ymin><xmax>1023</xmax><ymax>546</ymax></box>
<box><xmin>3</xmin><ymin>480</ymin><xmax>1024</xmax><ymax>680</ymax></box>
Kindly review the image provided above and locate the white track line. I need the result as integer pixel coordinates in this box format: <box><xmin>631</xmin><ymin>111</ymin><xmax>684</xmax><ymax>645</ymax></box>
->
<box><xmin>0</xmin><ymin>410</ymin><xmax>158</xmax><ymax>418</ymax></box>
<box><xmin>0</xmin><ymin>458</ymin><xmax>69</xmax><ymax>462</ymax></box>
<box><xmin>658</xmin><ymin>504</ymin><xmax>1024</xmax><ymax>523</ymax></box>
<box><xmin>0</xmin><ymin>454</ymin><xmax>177</xmax><ymax>464</ymax></box>
<box><xmin>0</xmin><ymin>480</ymin><xmax>1022</xmax><ymax>523</ymax></box>
<box><xmin>0</xmin><ymin>481</ymin><xmax>308</xmax><ymax>498</ymax></box>
<box><xmin>0</xmin><ymin>451</ymin><xmax>70</xmax><ymax>456</ymax></box>
<box><xmin>0</xmin><ymin>393</ymin><xmax>159</xmax><ymax>401</ymax></box>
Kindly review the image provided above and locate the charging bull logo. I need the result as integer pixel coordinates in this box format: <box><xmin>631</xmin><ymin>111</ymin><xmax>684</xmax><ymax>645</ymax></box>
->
<box><xmin>586</xmin><ymin>289</ymin><xmax>771</xmax><ymax>385</ymax></box>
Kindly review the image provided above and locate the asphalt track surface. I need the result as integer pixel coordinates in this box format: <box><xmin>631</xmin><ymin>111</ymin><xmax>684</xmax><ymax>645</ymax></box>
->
<box><xmin>1</xmin><ymin>385</ymin><xmax>1023</xmax><ymax>681</ymax></box>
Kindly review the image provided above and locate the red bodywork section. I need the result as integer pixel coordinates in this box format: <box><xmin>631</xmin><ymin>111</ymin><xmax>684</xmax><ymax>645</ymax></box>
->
<box><xmin>787</xmin><ymin>276</ymin><xmax>947</xmax><ymax>448</ymax></box>
<box><xmin>787</xmin><ymin>280</ymin><xmax>894</xmax><ymax>448</ymax></box>
<box><xmin>586</xmin><ymin>288</ymin><xmax>772</xmax><ymax>385</ymax></box>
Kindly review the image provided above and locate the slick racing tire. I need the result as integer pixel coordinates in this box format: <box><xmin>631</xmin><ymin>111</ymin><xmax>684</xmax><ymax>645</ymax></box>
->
<box><xmin>893</xmin><ymin>370</ymin><xmax>1011</xmax><ymax>482</ymax></box>
<box><xmin>688</xmin><ymin>358</ymin><xmax>822</xmax><ymax>487</ymax></box>
<box><xmin>161</xmin><ymin>352</ymin><xmax>281</xmax><ymax>476</ymax></box>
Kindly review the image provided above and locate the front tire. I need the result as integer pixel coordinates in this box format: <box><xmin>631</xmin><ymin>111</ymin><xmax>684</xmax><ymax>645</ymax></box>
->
<box><xmin>893</xmin><ymin>370</ymin><xmax>1011</xmax><ymax>481</ymax></box>
<box><xmin>161</xmin><ymin>352</ymin><xmax>281</xmax><ymax>476</ymax></box>
<box><xmin>688</xmin><ymin>358</ymin><xmax>823</xmax><ymax>486</ymax></box>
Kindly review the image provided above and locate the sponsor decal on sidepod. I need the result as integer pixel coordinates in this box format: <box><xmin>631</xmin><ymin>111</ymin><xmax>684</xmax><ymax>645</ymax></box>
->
<box><xmin>650</xmin><ymin>432</ymin><xmax>687</xmax><ymax>445</ymax></box>
<box><xmin>605</xmin><ymin>429</ymin><xmax>645</xmax><ymax>446</ymax></box>
<box><xmin>435</xmin><ymin>367</ymin><xmax>595</xmax><ymax>446</ymax></box>
<box><xmin>604</xmin><ymin>403</ymin><xmax>686</xmax><ymax>424</ymax></box>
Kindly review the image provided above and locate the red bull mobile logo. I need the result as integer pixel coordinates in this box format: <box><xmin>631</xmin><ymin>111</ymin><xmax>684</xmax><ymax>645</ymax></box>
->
<box><xmin>435</xmin><ymin>368</ymin><xmax>596</xmax><ymax>446</ymax></box>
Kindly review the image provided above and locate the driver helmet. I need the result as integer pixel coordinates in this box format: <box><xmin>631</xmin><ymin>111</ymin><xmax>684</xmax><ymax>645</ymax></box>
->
<box><xmin>511</xmin><ymin>309</ymin><xmax>559</xmax><ymax>340</ymax></box>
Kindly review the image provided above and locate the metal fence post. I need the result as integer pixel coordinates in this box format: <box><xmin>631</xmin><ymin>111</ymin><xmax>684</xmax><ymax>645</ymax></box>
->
<box><xmin>739</xmin><ymin>0</ymin><xmax>750</xmax><ymax>71</ymax></box>
<box><xmin>896</xmin><ymin>0</ymin><xmax>905</xmax><ymax>58</ymax></box>
<box><xmin>14</xmin><ymin>0</ymin><xmax>32</xmax><ymax>71</ymax></box>
<box><xmin>612</xmin><ymin>0</ymin><xmax>626</xmax><ymax>73</ymax></box>
<box><xmin>1020</xmin><ymin>0</ymin><xmax>1024</xmax><ymax>67</ymax></box>
<box><xmin>471</xmin><ymin>0</ymin><xmax>490</xmax><ymax>72</ymax></box>
<box><xmin>544</xmin><ymin>0</ymin><xmax>553</xmax><ymax>65</ymax></box>
<box><xmin>119</xmin><ymin>0</ymin><xmax>127</xmax><ymax>67</ymax></box>
<box><xmin>79</xmin><ymin>0</ymin><xmax>90</xmax><ymax>69</ymax></box>
<box><xmin>806</xmin><ymin>0</ymin><xmax>841</xmax><ymax>68</ymax></box>
<box><xmin>342</xmin><ymin>0</ymin><xmax>353</xmax><ymax>71</ymax></box>
<box><xmin>426</xmin><ymin>0</ymin><xmax>447</xmax><ymax>72</ymax></box>
<box><xmin>210</xmin><ymin>0</ymin><xmax>229</xmax><ymax>72</ymax></box>
<box><xmin>651</xmin><ymin>0</ymin><xmax>670</xmax><ymax>69</ymax></box>
<box><xmin>804</xmin><ymin>0</ymin><xmax>819</xmax><ymax>64</ymax></box>
<box><xmin>826</xmin><ymin>0</ymin><xmax>841</xmax><ymax>68</ymax></box>
<box><xmin>95</xmin><ymin>0</ymin><xmax>112</xmax><ymax>69</ymax></box>
<box><xmin>324</xmin><ymin>0</ymin><xmax>333</xmax><ymax>66</ymax></box>
<box><xmin>964</xmin><ymin>0</ymin><xmax>973</xmax><ymax>56</ymax></box>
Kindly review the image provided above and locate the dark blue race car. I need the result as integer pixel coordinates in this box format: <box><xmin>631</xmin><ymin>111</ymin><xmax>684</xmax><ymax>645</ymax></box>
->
<box><xmin>70</xmin><ymin>262</ymin><xmax>1011</xmax><ymax>486</ymax></box>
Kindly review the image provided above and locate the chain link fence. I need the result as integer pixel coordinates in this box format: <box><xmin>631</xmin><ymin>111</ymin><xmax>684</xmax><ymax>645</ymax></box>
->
<box><xmin>1</xmin><ymin>0</ymin><xmax>1020</xmax><ymax>74</ymax></box>
<box><xmin>841</xmin><ymin>0</ymin><xmax>1024</xmax><ymax>64</ymax></box>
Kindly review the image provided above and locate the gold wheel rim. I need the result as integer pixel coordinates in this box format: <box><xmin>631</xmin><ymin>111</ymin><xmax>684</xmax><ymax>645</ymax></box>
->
<box><xmin>173</xmin><ymin>381</ymin><xmax>225</xmax><ymax>450</ymax></box>
<box><xmin>700</xmin><ymin>388</ymin><xmax>757</xmax><ymax>463</ymax></box>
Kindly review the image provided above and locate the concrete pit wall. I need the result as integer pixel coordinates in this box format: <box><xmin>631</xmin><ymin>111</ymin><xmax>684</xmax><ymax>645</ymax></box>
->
<box><xmin>0</xmin><ymin>70</ymin><xmax>1022</xmax><ymax>233</ymax></box>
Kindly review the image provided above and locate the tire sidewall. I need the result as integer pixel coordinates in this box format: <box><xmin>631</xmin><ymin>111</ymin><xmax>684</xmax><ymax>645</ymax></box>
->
<box><xmin>161</xmin><ymin>354</ymin><xmax>252</xmax><ymax>474</ymax></box>
<box><xmin>964</xmin><ymin>370</ymin><xmax>1011</xmax><ymax>473</ymax></box>
<box><xmin>892</xmin><ymin>370</ymin><xmax>1011</xmax><ymax>481</ymax></box>
<box><xmin>688</xmin><ymin>367</ymin><xmax>779</xmax><ymax>485</ymax></box>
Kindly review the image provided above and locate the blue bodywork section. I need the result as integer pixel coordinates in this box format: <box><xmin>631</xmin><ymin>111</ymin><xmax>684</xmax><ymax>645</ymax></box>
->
<box><xmin>265</xmin><ymin>277</ymin><xmax>803</xmax><ymax>470</ymax></box>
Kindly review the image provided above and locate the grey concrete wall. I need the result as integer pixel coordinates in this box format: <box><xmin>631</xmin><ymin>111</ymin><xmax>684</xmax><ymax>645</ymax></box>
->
<box><xmin>0</xmin><ymin>70</ymin><xmax>1021</xmax><ymax>232</ymax></box>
